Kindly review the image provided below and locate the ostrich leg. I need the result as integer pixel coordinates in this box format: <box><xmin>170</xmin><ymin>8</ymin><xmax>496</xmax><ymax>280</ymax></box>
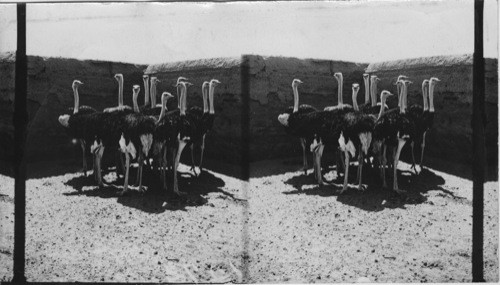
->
<box><xmin>198</xmin><ymin>134</ymin><xmax>206</xmax><ymax>174</ymax></box>
<box><xmin>118</xmin><ymin>153</ymin><xmax>131</xmax><ymax>196</ymax></box>
<box><xmin>137</xmin><ymin>154</ymin><xmax>145</xmax><ymax>194</ymax></box>
<box><xmin>80</xmin><ymin>140</ymin><xmax>87</xmax><ymax>177</ymax></box>
<box><xmin>419</xmin><ymin>131</ymin><xmax>427</xmax><ymax>171</ymax></box>
<box><xmin>337</xmin><ymin>150</ymin><xmax>350</xmax><ymax>194</ymax></box>
<box><xmin>393</xmin><ymin>138</ymin><xmax>407</xmax><ymax>194</ymax></box>
<box><xmin>357</xmin><ymin>149</ymin><xmax>366</xmax><ymax>191</ymax></box>
<box><xmin>190</xmin><ymin>143</ymin><xmax>198</xmax><ymax>177</ymax></box>
<box><xmin>410</xmin><ymin>141</ymin><xmax>419</xmax><ymax>175</ymax></box>
<box><xmin>173</xmin><ymin>140</ymin><xmax>188</xmax><ymax>195</ymax></box>
<box><xmin>300</xmin><ymin>138</ymin><xmax>308</xmax><ymax>175</ymax></box>
<box><xmin>380</xmin><ymin>144</ymin><xmax>388</xmax><ymax>188</ymax></box>
<box><xmin>95</xmin><ymin>146</ymin><xmax>106</xmax><ymax>188</ymax></box>
<box><xmin>313</xmin><ymin>143</ymin><xmax>326</xmax><ymax>185</ymax></box>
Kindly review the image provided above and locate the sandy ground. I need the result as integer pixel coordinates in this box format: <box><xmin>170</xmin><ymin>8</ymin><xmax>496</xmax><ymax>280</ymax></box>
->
<box><xmin>0</xmin><ymin>157</ymin><xmax>498</xmax><ymax>283</ymax></box>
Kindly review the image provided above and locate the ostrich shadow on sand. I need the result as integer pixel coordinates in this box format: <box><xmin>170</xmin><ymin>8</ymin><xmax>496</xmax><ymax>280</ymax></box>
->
<box><xmin>64</xmin><ymin>165</ymin><xmax>234</xmax><ymax>213</ymax></box>
<box><xmin>283</xmin><ymin>164</ymin><xmax>447</xmax><ymax>212</ymax></box>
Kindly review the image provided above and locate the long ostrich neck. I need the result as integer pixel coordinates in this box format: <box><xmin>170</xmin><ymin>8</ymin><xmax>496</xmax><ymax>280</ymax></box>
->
<box><xmin>352</xmin><ymin>89</ymin><xmax>359</xmax><ymax>111</ymax></box>
<box><xmin>397</xmin><ymin>83</ymin><xmax>402</xmax><ymax>108</ymax></box>
<box><xmin>177</xmin><ymin>85</ymin><xmax>182</xmax><ymax>109</ymax></box>
<box><xmin>429</xmin><ymin>82</ymin><xmax>436</xmax><ymax>113</ymax></box>
<box><xmin>337</xmin><ymin>77</ymin><xmax>343</xmax><ymax>107</ymax></box>
<box><xmin>180</xmin><ymin>84</ymin><xmax>187</xmax><ymax>116</ymax></box>
<box><xmin>422</xmin><ymin>83</ymin><xmax>429</xmax><ymax>111</ymax></box>
<box><xmin>400</xmin><ymin>84</ymin><xmax>406</xmax><ymax>114</ymax></box>
<box><xmin>292</xmin><ymin>83</ymin><xmax>299</xmax><ymax>113</ymax></box>
<box><xmin>370</xmin><ymin>80</ymin><xmax>376</xmax><ymax>107</ymax></box>
<box><xmin>150</xmin><ymin>81</ymin><xmax>157</xmax><ymax>107</ymax></box>
<box><xmin>73</xmin><ymin>84</ymin><xmax>79</xmax><ymax>114</ymax></box>
<box><xmin>133</xmin><ymin>90</ymin><xmax>139</xmax><ymax>113</ymax></box>
<box><xmin>158</xmin><ymin>95</ymin><xmax>167</xmax><ymax>122</ymax></box>
<box><xmin>377</xmin><ymin>95</ymin><xmax>387</xmax><ymax>120</ymax></box>
<box><xmin>364</xmin><ymin>77</ymin><xmax>370</xmax><ymax>104</ymax></box>
<box><xmin>208</xmin><ymin>83</ymin><xmax>215</xmax><ymax>114</ymax></box>
<box><xmin>202</xmin><ymin>85</ymin><xmax>208</xmax><ymax>113</ymax></box>
<box><xmin>118</xmin><ymin>77</ymin><xmax>124</xmax><ymax>107</ymax></box>
<box><xmin>143</xmin><ymin>78</ymin><xmax>150</xmax><ymax>107</ymax></box>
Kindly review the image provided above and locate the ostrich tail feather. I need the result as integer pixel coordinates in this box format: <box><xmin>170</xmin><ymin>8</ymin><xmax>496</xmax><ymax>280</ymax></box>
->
<box><xmin>58</xmin><ymin>115</ymin><xmax>70</xmax><ymax>127</ymax></box>
<box><xmin>140</xmin><ymin>134</ymin><xmax>153</xmax><ymax>156</ymax></box>
<box><xmin>277</xmin><ymin>113</ymin><xmax>290</xmax><ymax>126</ymax></box>
<box><xmin>359</xmin><ymin>132</ymin><xmax>372</xmax><ymax>155</ymax></box>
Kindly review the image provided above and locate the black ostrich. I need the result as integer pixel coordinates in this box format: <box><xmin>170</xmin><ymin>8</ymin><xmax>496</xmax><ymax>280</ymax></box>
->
<box><xmin>373</xmin><ymin>80</ymin><xmax>415</xmax><ymax>193</ymax></box>
<box><xmin>58</xmin><ymin>80</ymin><xmax>97</xmax><ymax>177</ymax></box>
<box><xmin>408</xmin><ymin>77</ymin><xmax>440</xmax><ymax>173</ymax></box>
<box><xmin>190</xmin><ymin>79</ymin><xmax>222</xmax><ymax>175</ymax></box>
<box><xmin>118</xmin><ymin>85</ymin><xmax>156</xmax><ymax>195</ymax></box>
<box><xmin>278</xmin><ymin>79</ymin><xmax>318</xmax><ymax>175</ymax></box>
<box><xmin>337</xmin><ymin>83</ymin><xmax>381</xmax><ymax>193</ymax></box>
<box><xmin>172</xmin><ymin>80</ymin><xmax>198</xmax><ymax>195</ymax></box>
<box><xmin>279</xmin><ymin>79</ymin><xmax>350</xmax><ymax>185</ymax></box>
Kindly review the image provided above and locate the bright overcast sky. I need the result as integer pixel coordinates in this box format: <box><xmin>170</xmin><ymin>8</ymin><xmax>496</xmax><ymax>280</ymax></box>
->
<box><xmin>0</xmin><ymin>1</ymin><xmax>498</xmax><ymax>65</ymax></box>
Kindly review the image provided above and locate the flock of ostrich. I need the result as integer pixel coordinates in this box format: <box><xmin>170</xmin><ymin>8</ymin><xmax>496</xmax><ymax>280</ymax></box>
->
<box><xmin>58</xmin><ymin>74</ymin><xmax>221</xmax><ymax>196</ymax></box>
<box><xmin>278</xmin><ymin>73</ymin><xmax>440</xmax><ymax>194</ymax></box>
<box><xmin>58</xmin><ymin>70</ymin><xmax>439</xmax><ymax>198</ymax></box>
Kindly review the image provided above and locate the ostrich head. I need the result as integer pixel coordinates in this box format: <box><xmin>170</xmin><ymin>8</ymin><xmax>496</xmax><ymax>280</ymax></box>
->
<box><xmin>173</xmin><ymin>76</ymin><xmax>188</xmax><ymax>87</ymax></box>
<box><xmin>291</xmin><ymin>78</ymin><xmax>303</xmax><ymax>87</ymax></box>
<box><xmin>114</xmin><ymin>74</ymin><xmax>123</xmax><ymax>82</ymax></box>
<box><xmin>380</xmin><ymin>90</ymin><xmax>393</xmax><ymax>100</ymax></box>
<box><xmin>133</xmin><ymin>85</ymin><xmax>140</xmax><ymax>93</ymax></box>
<box><xmin>352</xmin><ymin>83</ymin><xmax>360</xmax><ymax>93</ymax></box>
<box><xmin>142</xmin><ymin>74</ymin><xmax>149</xmax><ymax>80</ymax></box>
<box><xmin>333</xmin><ymin>72</ymin><xmax>343</xmax><ymax>82</ymax></box>
<box><xmin>210</xmin><ymin>79</ymin><xmax>221</xmax><ymax>86</ymax></box>
<box><xmin>161</xmin><ymin>91</ymin><xmax>174</xmax><ymax>101</ymax></box>
<box><xmin>363</xmin><ymin>73</ymin><xmax>369</xmax><ymax>80</ymax></box>
<box><xmin>429</xmin><ymin>77</ymin><xmax>441</xmax><ymax>84</ymax></box>
<box><xmin>72</xmin><ymin>80</ymin><xmax>84</xmax><ymax>88</ymax></box>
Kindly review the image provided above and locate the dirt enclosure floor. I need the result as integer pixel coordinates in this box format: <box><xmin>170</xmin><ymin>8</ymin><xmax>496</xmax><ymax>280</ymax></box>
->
<box><xmin>0</xmin><ymin>157</ymin><xmax>498</xmax><ymax>283</ymax></box>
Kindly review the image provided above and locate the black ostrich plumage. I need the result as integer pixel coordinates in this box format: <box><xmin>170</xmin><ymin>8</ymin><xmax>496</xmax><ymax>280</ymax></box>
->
<box><xmin>154</xmin><ymin>109</ymin><xmax>181</xmax><ymax>149</ymax></box>
<box><xmin>341</xmin><ymin>111</ymin><xmax>376</xmax><ymax>147</ymax></box>
<box><xmin>67</xmin><ymin>105</ymin><xmax>97</xmax><ymax>115</ymax></box>
<box><xmin>201</xmin><ymin>113</ymin><xmax>215</xmax><ymax>134</ymax></box>
<box><xmin>288</xmin><ymin>107</ymin><xmax>351</xmax><ymax>146</ymax></box>
<box><xmin>141</xmin><ymin>105</ymin><xmax>163</xmax><ymax>117</ymax></box>
<box><xmin>282</xmin><ymin>104</ymin><xmax>318</xmax><ymax>137</ymax></box>
<box><xmin>121</xmin><ymin>113</ymin><xmax>156</xmax><ymax>154</ymax></box>
<box><xmin>373</xmin><ymin>108</ymin><xmax>415</xmax><ymax>147</ymax></box>
<box><xmin>407</xmin><ymin>105</ymin><xmax>434</xmax><ymax>144</ymax></box>
<box><xmin>67</xmin><ymin>111</ymin><xmax>101</xmax><ymax>146</ymax></box>
<box><xmin>360</xmin><ymin>104</ymin><xmax>383</xmax><ymax>115</ymax></box>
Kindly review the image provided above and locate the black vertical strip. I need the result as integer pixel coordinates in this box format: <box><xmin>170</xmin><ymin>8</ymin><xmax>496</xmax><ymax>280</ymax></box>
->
<box><xmin>472</xmin><ymin>0</ymin><xmax>485</xmax><ymax>282</ymax></box>
<box><xmin>240</xmin><ymin>55</ymin><xmax>250</xmax><ymax>282</ymax></box>
<box><xmin>13</xmin><ymin>3</ymin><xmax>27</xmax><ymax>284</ymax></box>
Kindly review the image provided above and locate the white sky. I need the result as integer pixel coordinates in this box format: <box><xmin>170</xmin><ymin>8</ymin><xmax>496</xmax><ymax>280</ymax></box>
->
<box><xmin>0</xmin><ymin>1</ymin><xmax>498</xmax><ymax>65</ymax></box>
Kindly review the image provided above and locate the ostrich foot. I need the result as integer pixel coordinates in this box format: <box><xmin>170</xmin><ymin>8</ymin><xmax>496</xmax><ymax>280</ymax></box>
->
<box><xmin>357</xmin><ymin>184</ymin><xmax>367</xmax><ymax>192</ymax></box>
<box><xmin>336</xmin><ymin>187</ymin><xmax>348</xmax><ymax>195</ymax></box>
<box><xmin>411</xmin><ymin>164</ymin><xmax>420</xmax><ymax>175</ymax></box>
<box><xmin>393</xmin><ymin>188</ymin><xmax>407</xmax><ymax>194</ymax></box>
<box><xmin>173</xmin><ymin>188</ymin><xmax>187</xmax><ymax>196</ymax></box>
<box><xmin>138</xmin><ymin>186</ymin><xmax>147</xmax><ymax>195</ymax></box>
<box><xmin>117</xmin><ymin>189</ymin><xmax>129</xmax><ymax>196</ymax></box>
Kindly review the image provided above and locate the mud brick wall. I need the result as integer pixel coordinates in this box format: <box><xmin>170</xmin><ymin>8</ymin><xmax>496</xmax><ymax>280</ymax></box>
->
<box><xmin>0</xmin><ymin>53</ymin><xmax>146</xmax><ymax>164</ymax></box>
<box><xmin>366</xmin><ymin>55</ymin><xmax>498</xmax><ymax>169</ymax></box>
